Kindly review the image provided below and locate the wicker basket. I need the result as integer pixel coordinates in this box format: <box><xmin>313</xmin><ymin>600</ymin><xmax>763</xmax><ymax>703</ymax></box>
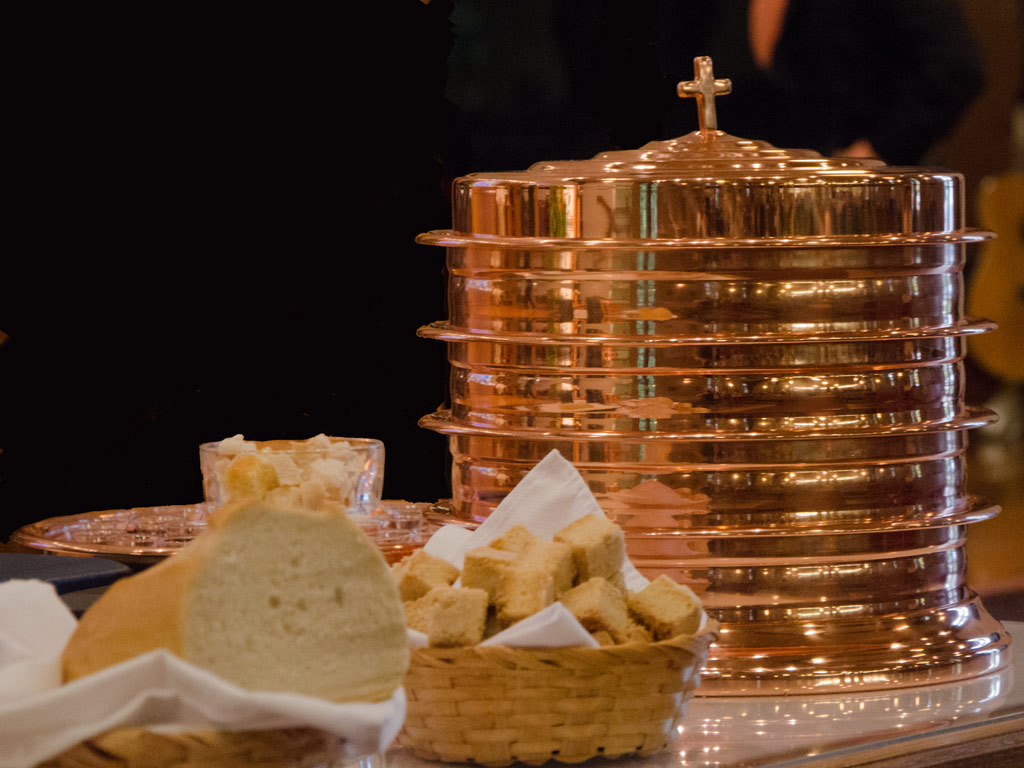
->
<box><xmin>398</xmin><ymin>623</ymin><xmax>718</xmax><ymax>766</ymax></box>
<box><xmin>37</xmin><ymin>728</ymin><xmax>351</xmax><ymax>768</ymax></box>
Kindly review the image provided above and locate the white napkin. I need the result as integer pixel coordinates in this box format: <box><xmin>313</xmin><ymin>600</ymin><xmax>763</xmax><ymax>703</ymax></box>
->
<box><xmin>0</xmin><ymin>580</ymin><xmax>405</xmax><ymax>768</ymax></box>
<box><xmin>0</xmin><ymin>580</ymin><xmax>77</xmax><ymax>700</ymax></box>
<box><xmin>410</xmin><ymin>450</ymin><xmax>651</xmax><ymax>649</ymax></box>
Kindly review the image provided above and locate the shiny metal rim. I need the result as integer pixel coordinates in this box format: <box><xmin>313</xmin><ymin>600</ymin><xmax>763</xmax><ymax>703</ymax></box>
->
<box><xmin>417</xmin><ymin>229</ymin><xmax>995</xmax><ymax>250</ymax></box>
<box><xmin>418</xmin><ymin>318</ymin><xmax>997</xmax><ymax>346</ymax></box>
<box><xmin>425</xmin><ymin>497</ymin><xmax>998</xmax><ymax>537</ymax></box>
<box><xmin>421</xmin><ymin>407</ymin><xmax>996</xmax><ymax>441</ymax></box>
<box><xmin>615</xmin><ymin>498</ymin><xmax>999</xmax><ymax>538</ymax></box>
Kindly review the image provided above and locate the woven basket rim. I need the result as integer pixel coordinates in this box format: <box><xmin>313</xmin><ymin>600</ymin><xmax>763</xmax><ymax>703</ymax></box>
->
<box><xmin>409</xmin><ymin>620</ymin><xmax>719</xmax><ymax>664</ymax></box>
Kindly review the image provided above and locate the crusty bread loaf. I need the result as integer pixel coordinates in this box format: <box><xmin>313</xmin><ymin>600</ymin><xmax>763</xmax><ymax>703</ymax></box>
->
<box><xmin>62</xmin><ymin>499</ymin><xmax>409</xmax><ymax>703</ymax></box>
<box><xmin>39</xmin><ymin>727</ymin><xmax>346</xmax><ymax>768</ymax></box>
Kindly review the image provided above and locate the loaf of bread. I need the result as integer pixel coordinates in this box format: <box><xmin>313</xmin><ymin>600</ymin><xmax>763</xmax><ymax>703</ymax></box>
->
<box><xmin>62</xmin><ymin>499</ymin><xmax>410</xmax><ymax>703</ymax></box>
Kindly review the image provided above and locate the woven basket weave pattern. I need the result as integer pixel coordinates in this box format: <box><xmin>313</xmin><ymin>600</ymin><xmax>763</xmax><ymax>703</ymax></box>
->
<box><xmin>40</xmin><ymin>728</ymin><xmax>348</xmax><ymax>768</ymax></box>
<box><xmin>399</xmin><ymin>627</ymin><xmax>716</xmax><ymax>766</ymax></box>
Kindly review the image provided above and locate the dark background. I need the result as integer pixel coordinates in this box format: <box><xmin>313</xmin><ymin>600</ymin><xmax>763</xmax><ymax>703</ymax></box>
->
<box><xmin>2</xmin><ymin>1</ymin><xmax>1020</xmax><ymax>543</ymax></box>
<box><xmin>1</xmin><ymin>5</ymin><xmax>458</xmax><ymax>537</ymax></box>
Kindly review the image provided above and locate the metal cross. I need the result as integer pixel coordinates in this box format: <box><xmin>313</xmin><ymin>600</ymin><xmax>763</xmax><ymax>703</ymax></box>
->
<box><xmin>677</xmin><ymin>56</ymin><xmax>732</xmax><ymax>133</ymax></box>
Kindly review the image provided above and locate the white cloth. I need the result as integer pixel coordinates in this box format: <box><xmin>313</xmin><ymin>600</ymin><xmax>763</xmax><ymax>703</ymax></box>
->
<box><xmin>0</xmin><ymin>580</ymin><xmax>404</xmax><ymax>768</ymax></box>
<box><xmin>0</xmin><ymin>580</ymin><xmax>77</xmax><ymax>701</ymax></box>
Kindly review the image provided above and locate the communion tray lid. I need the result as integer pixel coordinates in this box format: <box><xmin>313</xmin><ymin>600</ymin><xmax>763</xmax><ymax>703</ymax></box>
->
<box><xmin>420</xmin><ymin>57</ymin><xmax>989</xmax><ymax>247</ymax></box>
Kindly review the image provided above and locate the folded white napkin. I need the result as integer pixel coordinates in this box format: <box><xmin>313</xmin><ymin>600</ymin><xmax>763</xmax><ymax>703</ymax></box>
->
<box><xmin>0</xmin><ymin>580</ymin><xmax>77</xmax><ymax>701</ymax></box>
<box><xmin>0</xmin><ymin>580</ymin><xmax>404</xmax><ymax>768</ymax></box>
<box><xmin>410</xmin><ymin>450</ymin><xmax>651</xmax><ymax>649</ymax></box>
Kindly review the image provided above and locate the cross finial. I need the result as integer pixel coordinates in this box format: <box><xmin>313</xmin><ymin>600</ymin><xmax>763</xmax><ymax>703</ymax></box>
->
<box><xmin>677</xmin><ymin>56</ymin><xmax>731</xmax><ymax>133</ymax></box>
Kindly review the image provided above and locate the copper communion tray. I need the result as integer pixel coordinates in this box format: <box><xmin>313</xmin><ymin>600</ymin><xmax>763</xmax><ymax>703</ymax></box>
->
<box><xmin>417</xmin><ymin>57</ymin><xmax>1011</xmax><ymax>693</ymax></box>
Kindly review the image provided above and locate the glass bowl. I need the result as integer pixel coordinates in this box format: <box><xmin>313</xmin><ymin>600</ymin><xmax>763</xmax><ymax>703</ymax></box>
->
<box><xmin>199</xmin><ymin>435</ymin><xmax>384</xmax><ymax>516</ymax></box>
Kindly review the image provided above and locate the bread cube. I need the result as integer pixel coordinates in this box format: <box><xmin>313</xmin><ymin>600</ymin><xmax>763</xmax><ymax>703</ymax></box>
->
<box><xmin>404</xmin><ymin>586</ymin><xmax>490</xmax><ymax>647</ymax></box>
<box><xmin>488</xmin><ymin>524</ymin><xmax>542</xmax><ymax>554</ymax></box>
<box><xmin>484</xmin><ymin>609</ymin><xmax>503</xmax><ymax>640</ymax></box>
<box><xmin>224</xmin><ymin>454</ymin><xmax>279</xmax><ymax>500</ymax></box>
<box><xmin>495</xmin><ymin>566</ymin><xmax>554</xmax><ymax>628</ymax></box>
<box><xmin>553</xmin><ymin>514</ymin><xmax>625</xmax><ymax>581</ymax></box>
<box><xmin>391</xmin><ymin>549</ymin><xmax>459</xmax><ymax>601</ymax></box>
<box><xmin>627</xmin><ymin>574</ymin><xmax>703</xmax><ymax>640</ymax></box>
<box><xmin>606</xmin><ymin>570</ymin><xmax>627</xmax><ymax>592</ymax></box>
<box><xmin>558</xmin><ymin>577</ymin><xmax>630</xmax><ymax>643</ymax></box>
<box><xmin>518</xmin><ymin>539</ymin><xmax>576</xmax><ymax>596</ymax></box>
<box><xmin>590</xmin><ymin>630</ymin><xmax>616</xmax><ymax>646</ymax></box>
<box><xmin>621</xmin><ymin>619</ymin><xmax>654</xmax><ymax>644</ymax></box>
<box><xmin>403</xmin><ymin>590</ymin><xmax>439</xmax><ymax>633</ymax></box>
<box><xmin>462</xmin><ymin>546</ymin><xmax>518</xmax><ymax>602</ymax></box>
<box><xmin>426</xmin><ymin>587</ymin><xmax>489</xmax><ymax>648</ymax></box>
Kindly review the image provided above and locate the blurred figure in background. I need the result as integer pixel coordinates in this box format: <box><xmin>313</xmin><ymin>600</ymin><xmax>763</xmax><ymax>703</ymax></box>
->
<box><xmin>966</xmin><ymin>101</ymin><xmax>1024</xmax><ymax>441</ymax></box>
<box><xmin>443</xmin><ymin>0</ymin><xmax>984</xmax><ymax>177</ymax></box>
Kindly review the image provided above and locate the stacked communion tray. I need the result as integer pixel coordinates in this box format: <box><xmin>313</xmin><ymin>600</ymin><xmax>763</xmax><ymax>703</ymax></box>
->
<box><xmin>417</xmin><ymin>58</ymin><xmax>1011</xmax><ymax>693</ymax></box>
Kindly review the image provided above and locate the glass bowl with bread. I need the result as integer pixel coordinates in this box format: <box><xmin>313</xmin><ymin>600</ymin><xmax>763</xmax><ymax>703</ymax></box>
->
<box><xmin>199</xmin><ymin>434</ymin><xmax>385</xmax><ymax>516</ymax></box>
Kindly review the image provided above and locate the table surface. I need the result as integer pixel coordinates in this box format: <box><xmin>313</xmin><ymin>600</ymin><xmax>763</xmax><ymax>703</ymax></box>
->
<box><xmin>385</xmin><ymin>622</ymin><xmax>1022</xmax><ymax>768</ymax></box>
